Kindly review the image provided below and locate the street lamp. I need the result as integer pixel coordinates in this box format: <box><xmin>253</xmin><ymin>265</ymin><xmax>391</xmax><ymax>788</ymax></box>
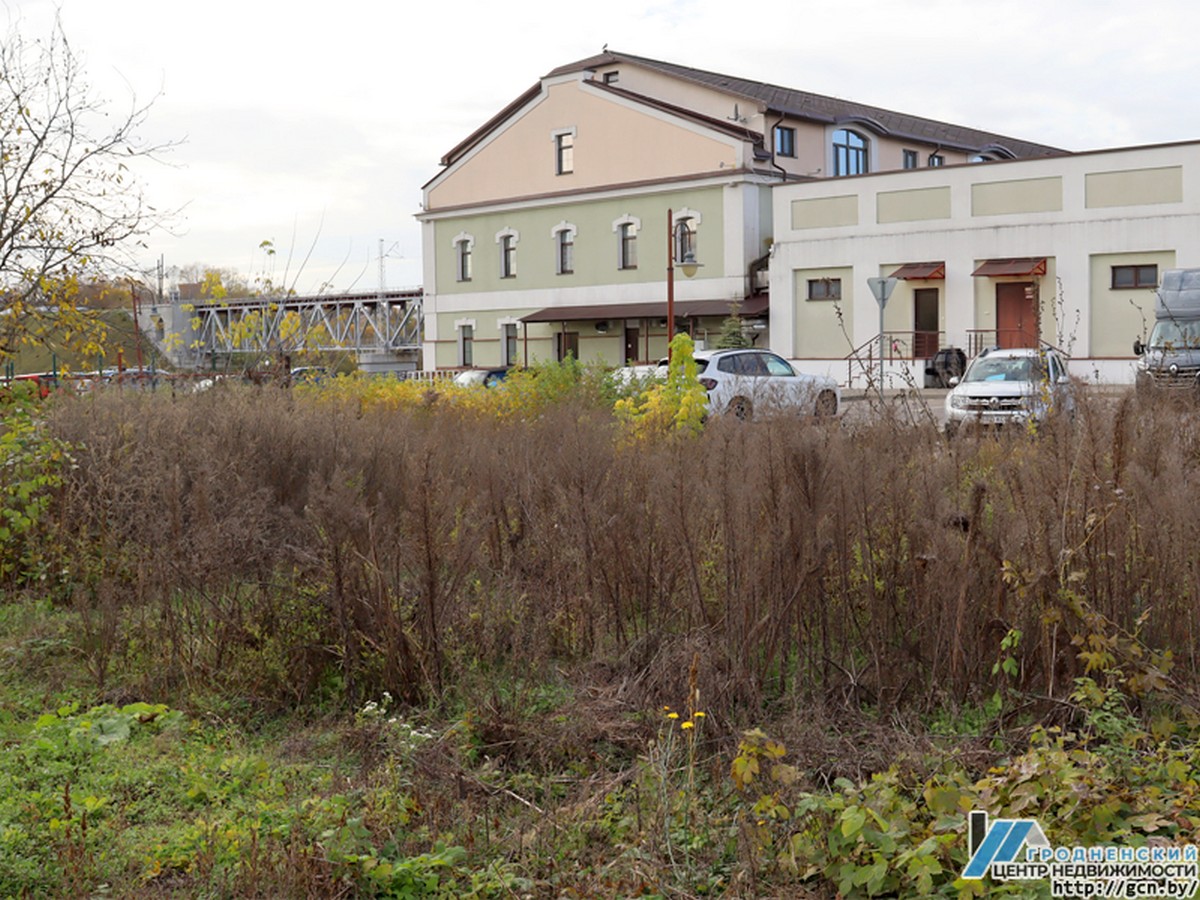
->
<box><xmin>666</xmin><ymin>208</ymin><xmax>702</xmax><ymax>361</ymax></box>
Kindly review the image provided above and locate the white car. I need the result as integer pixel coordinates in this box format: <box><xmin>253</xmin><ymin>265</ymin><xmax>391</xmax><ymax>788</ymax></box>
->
<box><xmin>944</xmin><ymin>346</ymin><xmax>1074</xmax><ymax>435</ymax></box>
<box><xmin>693</xmin><ymin>348</ymin><xmax>840</xmax><ymax>419</ymax></box>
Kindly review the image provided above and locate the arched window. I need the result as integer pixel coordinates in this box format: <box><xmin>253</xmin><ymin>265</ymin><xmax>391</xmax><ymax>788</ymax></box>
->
<box><xmin>613</xmin><ymin>215</ymin><xmax>641</xmax><ymax>270</ymax></box>
<box><xmin>674</xmin><ymin>218</ymin><xmax>696</xmax><ymax>264</ymax></box>
<box><xmin>495</xmin><ymin>228</ymin><xmax>519</xmax><ymax>278</ymax></box>
<box><xmin>551</xmin><ymin>222</ymin><xmax>576</xmax><ymax>275</ymax></box>
<box><xmin>832</xmin><ymin>128</ymin><xmax>869</xmax><ymax>177</ymax></box>
<box><xmin>452</xmin><ymin>232</ymin><xmax>474</xmax><ymax>282</ymax></box>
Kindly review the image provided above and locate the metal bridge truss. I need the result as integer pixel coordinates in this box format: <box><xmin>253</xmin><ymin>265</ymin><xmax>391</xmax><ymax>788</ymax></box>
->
<box><xmin>189</xmin><ymin>289</ymin><xmax>422</xmax><ymax>357</ymax></box>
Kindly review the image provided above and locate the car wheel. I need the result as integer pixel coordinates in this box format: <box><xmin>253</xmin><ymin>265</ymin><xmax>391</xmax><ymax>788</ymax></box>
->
<box><xmin>728</xmin><ymin>396</ymin><xmax>753</xmax><ymax>421</ymax></box>
<box><xmin>815</xmin><ymin>390</ymin><xmax>838</xmax><ymax>417</ymax></box>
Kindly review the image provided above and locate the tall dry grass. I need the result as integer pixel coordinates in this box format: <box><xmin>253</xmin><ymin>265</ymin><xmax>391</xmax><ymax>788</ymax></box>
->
<box><xmin>40</xmin><ymin>382</ymin><xmax>1200</xmax><ymax>724</ymax></box>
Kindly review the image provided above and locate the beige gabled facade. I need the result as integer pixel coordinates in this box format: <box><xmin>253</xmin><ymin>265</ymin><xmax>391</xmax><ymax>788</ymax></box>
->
<box><xmin>417</xmin><ymin>50</ymin><xmax>1064</xmax><ymax>371</ymax></box>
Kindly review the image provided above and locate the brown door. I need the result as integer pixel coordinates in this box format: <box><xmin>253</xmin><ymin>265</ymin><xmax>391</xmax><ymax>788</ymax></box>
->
<box><xmin>913</xmin><ymin>288</ymin><xmax>939</xmax><ymax>357</ymax></box>
<box><xmin>996</xmin><ymin>283</ymin><xmax>1038</xmax><ymax>348</ymax></box>
<box><xmin>624</xmin><ymin>327</ymin><xmax>639</xmax><ymax>364</ymax></box>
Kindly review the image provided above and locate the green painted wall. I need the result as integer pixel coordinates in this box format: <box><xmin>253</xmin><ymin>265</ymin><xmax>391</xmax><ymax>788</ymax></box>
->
<box><xmin>434</xmin><ymin>186</ymin><xmax>727</xmax><ymax>294</ymax></box>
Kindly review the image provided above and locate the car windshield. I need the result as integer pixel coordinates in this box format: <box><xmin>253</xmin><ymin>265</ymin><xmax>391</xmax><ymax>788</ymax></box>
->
<box><xmin>453</xmin><ymin>370</ymin><xmax>488</xmax><ymax>386</ymax></box>
<box><xmin>963</xmin><ymin>356</ymin><xmax>1047</xmax><ymax>383</ymax></box>
<box><xmin>1148</xmin><ymin>319</ymin><xmax>1200</xmax><ymax>349</ymax></box>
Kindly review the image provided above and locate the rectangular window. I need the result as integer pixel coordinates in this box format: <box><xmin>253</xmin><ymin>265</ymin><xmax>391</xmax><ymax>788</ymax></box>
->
<box><xmin>928</xmin><ymin>154</ymin><xmax>945</xmax><ymax>167</ymax></box>
<box><xmin>774</xmin><ymin>125</ymin><xmax>796</xmax><ymax>158</ymax></box>
<box><xmin>557</xmin><ymin>230</ymin><xmax>574</xmax><ymax>274</ymax></box>
<box><xmin>460</xmin><ymin>324</ymin><xmax>474</xmax><ymax>367</ymax></box>
<box><xmin>456</xmin><ymin>241</ymin><xmax>472</xmax><ymax>281</ymax></box>
<box><xmin>504</xmin><ymin>323</ymin><xmax>518</xmax><ymax>366</ymax></box>
<box><xmin>500</xmin><ymin>235</ymin><xmax>516</xmax><ymax>278</ymax></box>
<box><xmin>903</xmin><ymin>149</ymin><xmax>919</xmax><ymax>169</ymax></box>
<box><xmin>807</xmin><ymin>278</ymin><xmax>842</xmax><ymax>301</ymax></box>
<box><xmin>1112</xmin><ymin>264</ymin><xmax>1158</xmax><ymax>289</ymax></box>
<box><xmin>555</xmin><ymin>133</ymin><xmax>574</xmax><ymax>175</ymax></box>
<box><xmin>602</xmin><ymin>71</ymin><xmax>619</xmax><ymax>84</ymax></box>
<box><xmin>555</xmin><ymin>331</ymin><xmax>579</xmax><ymax>362</ymax></box>
<box><xmin>619</xmin><ymin>223</ymin><xmax>637</xmax><ymax>269</ymax></box>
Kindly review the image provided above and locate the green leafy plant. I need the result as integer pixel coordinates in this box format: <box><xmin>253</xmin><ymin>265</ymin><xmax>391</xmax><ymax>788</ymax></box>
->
<box><xmin>0</xmin><ymin>401</ymin><xmax>72</xmax><ymax>586</ymax></box>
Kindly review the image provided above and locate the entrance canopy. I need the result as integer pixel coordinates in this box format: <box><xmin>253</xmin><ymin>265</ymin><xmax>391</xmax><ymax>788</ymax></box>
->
<box><xmin>972</xmin><ymin>257</ymin><xmax>1047</xmax><ymax>277</ymax></box>
<box><xmin>520</xmin><ymin>294</ymin><xmax>769</xmax><ymax>323</ymax></box>
<box><xmin>889</xmin><ymin>261</ymin><xmax>945</xmax><ymax>280</ymax></box>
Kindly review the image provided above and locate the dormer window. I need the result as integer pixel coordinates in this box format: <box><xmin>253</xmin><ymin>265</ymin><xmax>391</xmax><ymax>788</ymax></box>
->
<box><xmin>832</xmin><ymin>128</ymin><xmax>869</xmax><ymax>176</ymax></box>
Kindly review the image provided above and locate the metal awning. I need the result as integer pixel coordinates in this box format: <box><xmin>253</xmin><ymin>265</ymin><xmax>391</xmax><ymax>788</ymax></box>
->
<box><xmin>889</xmin><ymin>261</ymin><xmax>945</xmax><ymax>280</ymax></box>
<box><xmin>972</xmin><ymin>257</ymin><xmax>1047</xmax><ymax>277</ymax></box>
<box><xmin>520</xmin><ymin>294</ymin><xmax>769</xmax><ymax>324</ymax></box>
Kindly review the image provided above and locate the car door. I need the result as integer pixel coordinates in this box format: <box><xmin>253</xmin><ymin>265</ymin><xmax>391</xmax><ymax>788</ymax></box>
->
<box><xmin>759</xmin><ymin>352</ymin><xmax>808</xmax><ymax>410</ymax></box>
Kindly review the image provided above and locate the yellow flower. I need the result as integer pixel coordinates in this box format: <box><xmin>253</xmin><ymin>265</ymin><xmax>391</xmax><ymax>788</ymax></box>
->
<box><xmin>681</xmin><ymin>721</ymin><xmax>694</xmax><ymax>730</ymax></box>
<box><xmin>694</xmin><ymin>711</ymin><xmax>706</xmax><ymax>718</ymax></box>
<box><xmin>667</xmin><ymin>712</ymin><xmax>679</xmax><ymax>720</ymax></box>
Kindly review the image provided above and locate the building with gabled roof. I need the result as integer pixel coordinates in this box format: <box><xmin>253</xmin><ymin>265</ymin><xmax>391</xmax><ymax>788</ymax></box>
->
<box><xmin>417</xmin><ymin>50</ymin><xmax>1067</xmax><ymax>372</ymax></box>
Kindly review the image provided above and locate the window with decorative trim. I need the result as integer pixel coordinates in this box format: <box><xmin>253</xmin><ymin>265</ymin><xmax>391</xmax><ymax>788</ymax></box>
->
<box><xmin>807</xmin><ymin>278</ymin><xmax>842</xmax><ymax>301</ymax></box>
<box><xmin>1112</xmin><ymin>264</ymin><xmax>1158</xmax><ymax>289</ymax></box>
<box><xmin>459</xmin><ymin>323</ymin><xmax>474</xmax><ymax>366</ymax></box>
<box><xmin>453</xmin><ymin>234</ymin><xmax>473</xmax><ymax>282</ymax></box>
<box><xmin>619</xmin><ymin>222</ymin><xmax>637</xmax><ymax>269</ymax></box>
<box><xmin>503</xmin><ymin>323</ymin><xmax>518</xmax><ymax>366</ymax></box>
<box><xmin>496</xmin><ymin>228</ymin><xmax>519</xmax><ymax>278</ymax></box>
<box><xmin>832</xmin><ymin>128</ymin><xmax>868</xmax><ymax>176</ymax></box>
<box><xmin>552</xmin><ymin>222</ymin><xmax>576</xmax><ymax>275</ymax></box>
<box><xmin>674</xmin><ymin>218</ymin><xmax>696</xmax><ymax>264</ymax></box>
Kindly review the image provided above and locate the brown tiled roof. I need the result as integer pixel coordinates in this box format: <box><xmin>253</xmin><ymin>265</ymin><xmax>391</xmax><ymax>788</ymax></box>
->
<box><xmin>549</xmin><ymin>50</ymin><xmax>1066</xmax><ymax>159</ymax></box>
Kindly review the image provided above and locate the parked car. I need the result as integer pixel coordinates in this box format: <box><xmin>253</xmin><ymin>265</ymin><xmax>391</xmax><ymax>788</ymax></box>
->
<box><xmin>693</xmin><ymin>348</ymin><xmax>840</xmax><ymax>419</ymax></box>
<box><xmin>453</xmin><ymin>367</ymin><xmax>510</xmax><ymax>388</ymax></box>
<box><xmin>943</xmin><ymin>346</ymin><xmax>1074</xmax><ymax>435</ymax></box>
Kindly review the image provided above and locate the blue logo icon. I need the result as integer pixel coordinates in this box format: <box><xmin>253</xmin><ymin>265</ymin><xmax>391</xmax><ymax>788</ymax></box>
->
<box><xmin>963</xmin><ymin>811</ymin><xmax>1049</xmax><ymax>879</ymax></box>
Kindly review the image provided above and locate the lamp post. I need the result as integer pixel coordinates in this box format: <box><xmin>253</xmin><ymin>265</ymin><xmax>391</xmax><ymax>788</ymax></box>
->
<box><xmin>666</xmin><ymin>208</ymin><xmax>701</xmax><ymax>361</ymax></box>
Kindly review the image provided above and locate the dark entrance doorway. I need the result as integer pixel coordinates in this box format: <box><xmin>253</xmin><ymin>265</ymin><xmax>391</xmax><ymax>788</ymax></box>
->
<box><xmin>996</xmin><ymin>282</ymin><xmax>1038</xmax><ymax>348</ymax></box>
<box><xmin>913</xmin><ymin>288</ymin><xmax>939</xmax><ymax>357</ymax></box>
<box><xmin>624</xmin><ymin>326</ymin><xmax>640</xmax><ymax>364</ymax></box>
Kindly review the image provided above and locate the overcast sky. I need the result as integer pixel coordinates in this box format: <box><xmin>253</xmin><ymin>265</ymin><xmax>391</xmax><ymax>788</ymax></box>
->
<box><xmin>7</xmin><ymin>0</ymin><xmax>1200</xmax><ymax>296</ymax></box>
